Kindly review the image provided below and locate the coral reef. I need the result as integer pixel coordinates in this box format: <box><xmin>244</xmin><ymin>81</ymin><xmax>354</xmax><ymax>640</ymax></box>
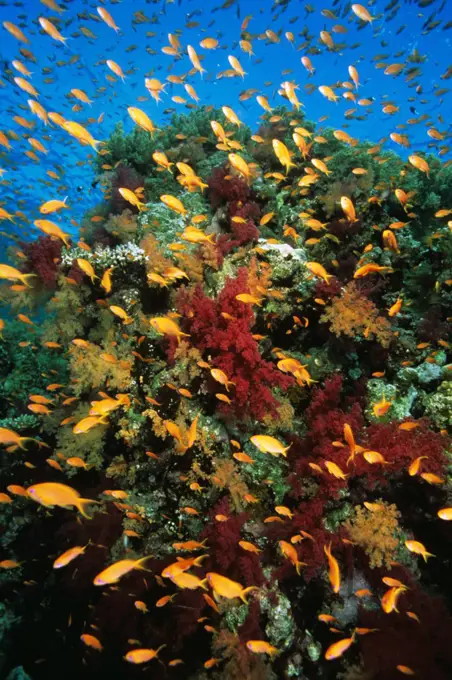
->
<box><xmin>1</xmin><ymin>105</ymin><xmax>452</xmax><ymax>680</ymax></box>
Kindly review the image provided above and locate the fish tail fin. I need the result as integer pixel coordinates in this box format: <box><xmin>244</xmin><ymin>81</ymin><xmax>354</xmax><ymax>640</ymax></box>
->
<box><xmin>136</xmin><ymin>555</ymin><xmax>154</xmax><ymax>570</ymax></box>
<box><xmin>91</xmin><ymin>140</ymin><xmax>102</xmax><ymax>154</ymax></box>
<box><xmin>241</xmin><ymin>586</ymin><xmax>258</xmax><ymax>603</ymax></box>
<box><xmin>21</xmin><ymin>273</ymin><xmax>37</xmax><ymax>288</ymax></box>
<box><xmin>200</xmin><ymin>578</ymin><xmax>208</xmax><ymax>591</ymax></box>
<box><xmin>77</xmin><ymin>498</ymin><xmax>100</xmax><ymax>519</ymax></box>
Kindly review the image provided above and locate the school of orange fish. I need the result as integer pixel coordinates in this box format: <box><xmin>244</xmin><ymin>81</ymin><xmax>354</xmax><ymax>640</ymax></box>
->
<box><xmin>1</xmin><ymin>0</ymin><xmax>452</xmax><ymax>676</ymax></box>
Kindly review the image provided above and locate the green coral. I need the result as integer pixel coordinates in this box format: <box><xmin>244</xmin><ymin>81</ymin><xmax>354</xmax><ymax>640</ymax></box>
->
<box><xmin>69</xmin><ymin>342</ymin><xmax>133</xmax><ymax>396</ymax></box>
<box><xmin>98</xmin><ymin>108</ymin><xmax>252</xmax><ymax>204</ymax></box>
<box><xmin>55</xmin><ymin>403</ymin><xmax>107</xmax><ymax>472</ymax></box>
<box><xmin>42</xmin><ymin>277</ymin><xmax>90</xmax><ymax>345</ymax></box>
<box><xmin>424</xmin><ymin>379</ymin><xmax>452</xmax><ymax>429</ymax></box>
<box><xmin>0</xmin><ymin>321</ymin><xmax>68</xmax><ymax>424</ymax></box>
<box><xmin>140</xmin><ymin>191</ymin><xmax>210</xmax><ymax>253</ymax></box>
<box><xmin>260</xmin><ymin>580</ymin><xmax>295</xmax><ymax>651</ymax></box>
<box><xmin>241</xmin><ymin>445</ymin><xmax>290</xmax><ymax>504</ymax></box>
<box><xmin>366</xmin><ymin>378</ymin><xmax>418</xmax><ymax>423</ymax></box>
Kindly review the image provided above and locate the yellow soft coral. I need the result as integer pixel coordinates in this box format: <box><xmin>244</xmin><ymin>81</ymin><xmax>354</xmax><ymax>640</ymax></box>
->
<box><xmin>247</xmin><ymin>255</ymin><xmax>272</xmax><ymax>298</ymax></box>
<box><xmin>42</xmin><ymin>277</ymin><xmax>89</xmax><ymax>344</ymax></box>
<box><xmin>321</xmin><ymin>282</ymin><xmax>393</xmax><ymax>348</ymax></box>
<box><xmin>212</xmin><ymin>459</ymin><xmax>249</xmax><ymax>512</ymax></box>
<box><xmin>199</xmin><ymin>241</ymin><xmax>220</xmax><ymax>271</ymax></box>
<box><xmin>140</xmin><ymin>232</ymin><xmax>173</xmax><ymax>276</ymax></box>
<box><xmin>142</xmin><ymin>408</ymin><xmax>167</xmax><ymax>439</ymax></box>
<box><xmin>344</xmin><ymin>501</ymin><xmax>401</xmax><ymax>569</ymax></box>
<box><xmin>172</xmin><ymin>340</ymin><xmax>203</xmax><ymax>383</ymax></box>
<box><xmin>105</xmin><ymin>209</ymin><xmax>138</xmax><ymax>242</ymax></box>
<box><xmin>69</xmin><ymin>344</ymin><xmax>132</xmax><ymax>395</ymax></box>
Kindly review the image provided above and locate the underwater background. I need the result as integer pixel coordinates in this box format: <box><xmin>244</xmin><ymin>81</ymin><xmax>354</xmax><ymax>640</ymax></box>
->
<box><xmin>1</xmin><ymin>0</ymin><xmax>452</xmax><ymax>678</ymax></box>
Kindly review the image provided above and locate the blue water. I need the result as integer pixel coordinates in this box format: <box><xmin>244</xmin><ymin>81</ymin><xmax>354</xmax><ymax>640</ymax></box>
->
<box><xmin>0</xmin><ymin>0</ymin><xmax>451</xmax><ymax>250</ymax></box>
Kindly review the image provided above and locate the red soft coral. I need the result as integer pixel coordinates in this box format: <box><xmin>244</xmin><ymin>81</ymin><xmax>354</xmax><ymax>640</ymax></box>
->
<box><xmin>207</xmin><ymin>166</ymin><xmax>251</xmax><ymax>209</ymax></box>
<box><xmin>199</xmin><ymin>497</ymin><xmax>265</xmax><ymax>586</ymax></box>
<box><xmin>288</xmin><ymin>377</ymin><xmax>448</xmax><ymax>498</ymax></box>
<box><xmin>176</xmin><ymin>268</ymin><xmax>294</xmax><ymax>420</ymax></box>
<box><xmin>21</xmin><ymin>235</ymin><xmax>63</xmax><ymax>289</ymax></box>
<box><xmin>111</xmin><ymin>164</ymin><xmax>144</xmax><ymax>215</ymax></box>
<box><xmin>265</xmin><ymin>497</ymin><xmax>342</xmax><ymax>582</ymax></box>
<box><xmin>217</xmin><ymin>218</ymin><xmax>259</xmax><ymax>256</ymax></box>
<box><xmin>359</xmin><ymin>583</ymin><xmax>452</xmax><ymax>680</ymax></box>
<box><xmin>217</xmin><ymin>194</ymin><xmax>261</xmax><ymax>256</ymax></box>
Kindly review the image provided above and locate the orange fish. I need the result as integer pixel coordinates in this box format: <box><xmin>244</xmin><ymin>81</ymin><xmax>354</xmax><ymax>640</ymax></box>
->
<box><xmin>80</xmin><ymin>634</ymin><xmax>103</xmax><ymax>651</ymax></box>
<box><xmin>239</xmin><ymin>540</ymin><xmax>261</xmax><ymax>554</ymax></box>
<box><xmin>279</xmin><ymin>541</ymin><xmax>305</xmax><ymax>574</ymax></box>
<box><xmin>246</xmin><ymin>640</ymin><xmax>279</xmax><ymax>656</ymax></box>
<box><xmin>206</xmin><ymin>572</ymin><xmax>257</xmax><ymax>603</ymax></box>
<box><xmin>155</xmin><ymin>594</ymin><xmax>177</xmax><ymax>608</ymax></box>
<box><xmin>325</xmin><ymin>635</ymin><xmax>355</xmax><ymax>660</ymax></box>
<box><xmin>93</xmin><ymin>556</ymin><xmax>152</xmax><ymax>585</ymax></box>
<box><xmin>27</xmin><ymin>482</ymin><xmax>98</xmax><ymax>518</ymax></box>
<box><xmin>53</xmin><ymin>543</ymin><xmax>90</xmax><ymax>569</ymax></box>
<box><xmin>124</xmin><ymin>646</ymin><xmax>166</xmax><ymax>664</ymax></box>
<box><xmin>324</xmin><ymin>543</ymin><xmax>340</xmax><ymax>593</ymax></box>
<box><xmin>373</xmin><ymin>394</ymin><xmax>392</xmax><ymax>417</ymax></box>
<box><xmin>381</xmin><ymin>586</ymin><xmax>407</xmax><ymax>614</ymax></box>
<box><xmin>404</xmin><ymin>540</ymin><xmax>434</xmax><ymax>562</ymax></box>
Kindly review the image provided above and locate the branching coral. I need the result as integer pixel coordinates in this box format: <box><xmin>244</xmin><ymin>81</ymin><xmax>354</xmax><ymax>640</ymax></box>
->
<box><xmin>3</xmin><ymin>98</ymin><xmax>452</xmax><ymax>680</ymax></box>
<box><xmin>69</xmin><ymin>344</ymin><xmax>132</xmax><ymax>395</ymax></box>
<box><xmin>56</xmin><ymin>403</ymin><xmax>107</xmax><ymax>472</ymax></box>
<box><xmin>140</xmin><ymin>232</ymin><xmax>173</xmax><ymax>277</ymax></box>
<box><xmin>344</xmin><ymin>502</ymin><xmax>401</xmax><ymax>569</ymax></box>
<box><xmin>211</xmin><ymin>458</ymin><xmax>249</xmax><ymax>512</ymax></box>
<box><xmin>176</xmin><ymin>268</ymin><xmax>294</xmax><ymax>420</ymax></box>
<box><xmin>321</xmin><ymin>281</ymin><xmax>393</xmax><ymax>347</ymax></box>
<box><xmin>104</xmin><ymin>209</ymin><xmax>138</xmax><ymax>243</ymax></box>
<box><xmin>42</xmin><ymin>277</ymin><xmax>90</xmax><ymax>344</ymax></box>
<box><xmin>21</xmin><ymin>236</ymin><xmax>63</xmax><ymax>289</ymax></box>
<box><xmin>207</xmin><ymin>166</ymin><xmax>251</xmax><ymax>209</ymax></box>
<box><xmin>212</xmin><ymin>629</ymin><xmax>273</xmax><ymax>680</ymax></box>
<box><xmin>110</xmin><ymin>164</ymin><xmax>144</xmax><ymax>215</ymax></box>
<box><xmin>171</xmin><ymin>340</ymin><xmax>204</xmax><ymax>383</ymax></box>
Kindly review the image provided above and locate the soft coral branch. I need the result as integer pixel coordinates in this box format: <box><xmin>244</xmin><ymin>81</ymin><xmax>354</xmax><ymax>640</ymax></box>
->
<box><xmin>176</xmin><ymin>268</ymin><xmax>294</xmax><ymax>420</ymax></box>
